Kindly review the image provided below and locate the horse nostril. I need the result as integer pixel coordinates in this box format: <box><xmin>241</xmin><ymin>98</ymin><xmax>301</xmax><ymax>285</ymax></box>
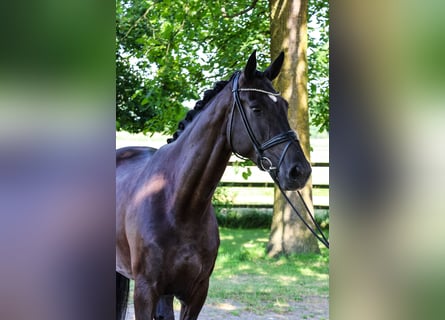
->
<box><xmin>289</xmin><ymin>164</ymin><xmax>311</xmax><ymax>181</ymax></box>
<box><xmin>289</xmin><ymin>165</ymin><xmax>300</xmax><ymax>180</ymax></box>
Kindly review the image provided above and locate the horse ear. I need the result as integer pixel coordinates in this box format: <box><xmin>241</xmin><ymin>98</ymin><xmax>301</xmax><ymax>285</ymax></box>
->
<box><xmin>264</xmin><ymin>51</ymin><xmax>284</xmax><ymax>81</ymax></box>
<box><xmin>244</xmin><ymin>50</ymin><xmax>257</xmax><ymax>81</ymax></box>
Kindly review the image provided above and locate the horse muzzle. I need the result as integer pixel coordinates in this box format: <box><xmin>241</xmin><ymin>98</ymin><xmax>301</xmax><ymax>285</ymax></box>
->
<box><xmin>279</xmin><ymin>161</ymin><xmax>312</xmax><ymax>190</ymax></box>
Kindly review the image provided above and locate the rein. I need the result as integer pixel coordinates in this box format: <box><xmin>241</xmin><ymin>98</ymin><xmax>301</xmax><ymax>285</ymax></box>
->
<box><xmin>229</xmin><ymin>71</ymin><xmax>330</xmax><ymax>249</ymax></box>
<box><xmin>271</xmin><ymin>175</ymin><xmax>330</xmax><ymax>249</ymax></box>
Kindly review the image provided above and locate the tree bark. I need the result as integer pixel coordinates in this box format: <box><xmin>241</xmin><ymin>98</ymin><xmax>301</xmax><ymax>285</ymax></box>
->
<box><xmin>267</xmin><ymin>0</ymin><xmax>320</xmax><ymax>256</ymax></box>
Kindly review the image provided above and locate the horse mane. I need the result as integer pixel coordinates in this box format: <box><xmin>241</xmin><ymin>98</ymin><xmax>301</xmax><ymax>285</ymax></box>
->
<box><xmin>167</xmin><ymin>74</ymin><xmax>236</xmax><ymax>144</ymax></box>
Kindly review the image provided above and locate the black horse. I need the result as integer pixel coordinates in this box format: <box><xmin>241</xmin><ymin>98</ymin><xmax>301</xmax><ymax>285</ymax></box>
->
<box><xmin>116</xmin><ymin>51</ymin><xmax>311</xmax><ymax>320</ymax></box>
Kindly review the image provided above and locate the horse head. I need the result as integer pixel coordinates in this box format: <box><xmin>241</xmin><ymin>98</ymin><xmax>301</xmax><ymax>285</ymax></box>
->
<box><xmin>228</xmin><ymin>51</ymin><xmax>311</xmax><ymax>190</ymax></box>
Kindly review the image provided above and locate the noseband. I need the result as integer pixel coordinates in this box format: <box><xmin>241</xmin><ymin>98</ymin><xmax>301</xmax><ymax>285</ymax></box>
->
<box><xmin>229</xmin><ymin>71</ymin><xmax>298</xmax><ymax>178</ymax></box>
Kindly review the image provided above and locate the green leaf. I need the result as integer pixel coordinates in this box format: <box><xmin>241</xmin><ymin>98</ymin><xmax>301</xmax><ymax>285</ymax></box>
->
<box><xmin>241</xmin><ymin>167</ymin><xmax>252</xmax><ymax>180</ymax></box>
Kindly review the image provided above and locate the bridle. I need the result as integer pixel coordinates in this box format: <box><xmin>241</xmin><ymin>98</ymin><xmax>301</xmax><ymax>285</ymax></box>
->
<box><xmin>228</xmin><ymin>71</ymin><xmax>330</xmax><ymax>249</ymax></box>
<box><xmin>228</xmin><ymin>71</ymin><xmax>298</xmax><ymax>179</ymax></box>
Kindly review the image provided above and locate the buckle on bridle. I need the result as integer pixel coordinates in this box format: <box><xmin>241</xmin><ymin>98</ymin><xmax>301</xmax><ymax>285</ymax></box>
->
<box><xmin>259</xmin><ymin>156</ymin><xmax>277</xmax><ymax>173</ymax></box>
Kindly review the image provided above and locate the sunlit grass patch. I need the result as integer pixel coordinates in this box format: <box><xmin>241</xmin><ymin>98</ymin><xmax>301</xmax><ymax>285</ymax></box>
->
<box><xmin>207</xmin><ymin>227</ymin><xmax>329</xmax><ymax>314</ymax></box>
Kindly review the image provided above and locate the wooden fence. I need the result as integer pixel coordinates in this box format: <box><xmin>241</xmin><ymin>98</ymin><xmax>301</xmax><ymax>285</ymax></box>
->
<box><xmin>216</xmin><ymin>161</ymin><xmax>329</xmax><ymax>210</ymax></box>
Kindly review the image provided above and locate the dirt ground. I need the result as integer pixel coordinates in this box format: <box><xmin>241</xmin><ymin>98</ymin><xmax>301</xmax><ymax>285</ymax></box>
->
<box><xmin>125</xmin><ymin>295</ymin><xmax>328</xmax><ymax>320</ymax></box>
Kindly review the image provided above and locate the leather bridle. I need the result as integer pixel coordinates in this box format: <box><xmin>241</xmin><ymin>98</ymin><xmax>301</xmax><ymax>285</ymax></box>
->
<box><xmin>228</xmin><ymin>71</ymin><xmax>298</xmax><ymax>178</ymax></box>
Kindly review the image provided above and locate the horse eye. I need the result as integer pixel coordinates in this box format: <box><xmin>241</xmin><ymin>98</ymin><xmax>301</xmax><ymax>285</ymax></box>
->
<box><xmin>251</xmin><ymin>106</ymin><xmax>262</xmax><ymax>113</ymax></box>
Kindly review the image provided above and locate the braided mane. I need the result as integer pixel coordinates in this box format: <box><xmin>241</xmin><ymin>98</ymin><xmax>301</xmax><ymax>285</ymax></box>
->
<box><xmin>167</xmin><ymin>76</ymin><xmax>234</xmax><ymax>144</ymax></box>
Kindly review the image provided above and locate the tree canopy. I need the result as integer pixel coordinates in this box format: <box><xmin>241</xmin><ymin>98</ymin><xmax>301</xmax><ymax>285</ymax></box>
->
<box><xmin>116</xmin><ymin>0</ymin><xmax>329</xmax><ymax>135</ymax></box>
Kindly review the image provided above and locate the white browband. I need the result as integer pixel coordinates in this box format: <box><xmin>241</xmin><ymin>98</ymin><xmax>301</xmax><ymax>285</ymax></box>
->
<box><xmin>236</xmin><ymin>88</ymin><xmax>281</xmax><ymax>96</ymax></box>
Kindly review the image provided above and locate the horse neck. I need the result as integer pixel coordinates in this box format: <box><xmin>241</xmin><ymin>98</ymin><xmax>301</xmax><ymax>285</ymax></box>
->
<box><xmin>168</xmin><ymin>88</ymin><xmax>233</xmax><ymax>216</ymax></box>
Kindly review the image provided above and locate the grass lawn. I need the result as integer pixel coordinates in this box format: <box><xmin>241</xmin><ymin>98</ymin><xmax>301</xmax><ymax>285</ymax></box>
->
<box><xmin>206</xmin><ymin>228</ymin><xmax>329</xmax><ymax>315</ymax></box>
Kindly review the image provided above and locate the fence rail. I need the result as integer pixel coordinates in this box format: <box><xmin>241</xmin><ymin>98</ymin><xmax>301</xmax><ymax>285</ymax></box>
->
<box><xmin>216</xmin><ymin>162</ymin><xmax>329</xmax><ymax>210</ymax></box>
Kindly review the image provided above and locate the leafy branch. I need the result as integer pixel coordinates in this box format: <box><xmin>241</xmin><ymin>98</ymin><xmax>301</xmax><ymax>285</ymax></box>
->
<box><xmin>221</xmin><ymin>0</ymin><xmax>259</xmax><ymax>18</ymax></box>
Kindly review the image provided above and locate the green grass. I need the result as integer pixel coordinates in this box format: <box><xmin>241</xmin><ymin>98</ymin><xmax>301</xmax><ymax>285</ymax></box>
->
<box><xmin>206</xmin><ymin>228</ymin><xmax>329</xmax><ymax>314</ymax></box>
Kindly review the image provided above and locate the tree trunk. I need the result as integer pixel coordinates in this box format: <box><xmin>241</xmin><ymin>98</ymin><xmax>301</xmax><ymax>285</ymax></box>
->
<box><xmin>267</xmin><ymin>0</ymin><xmax>320</xmax><ymax>256</ymax></box>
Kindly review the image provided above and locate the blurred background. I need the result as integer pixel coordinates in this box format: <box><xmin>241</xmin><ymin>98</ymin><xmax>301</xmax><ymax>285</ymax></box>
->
<box><xmin>0</xmin><ymin>0</ymin><xmax>444</xmax><ymax>319</ymax></box>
